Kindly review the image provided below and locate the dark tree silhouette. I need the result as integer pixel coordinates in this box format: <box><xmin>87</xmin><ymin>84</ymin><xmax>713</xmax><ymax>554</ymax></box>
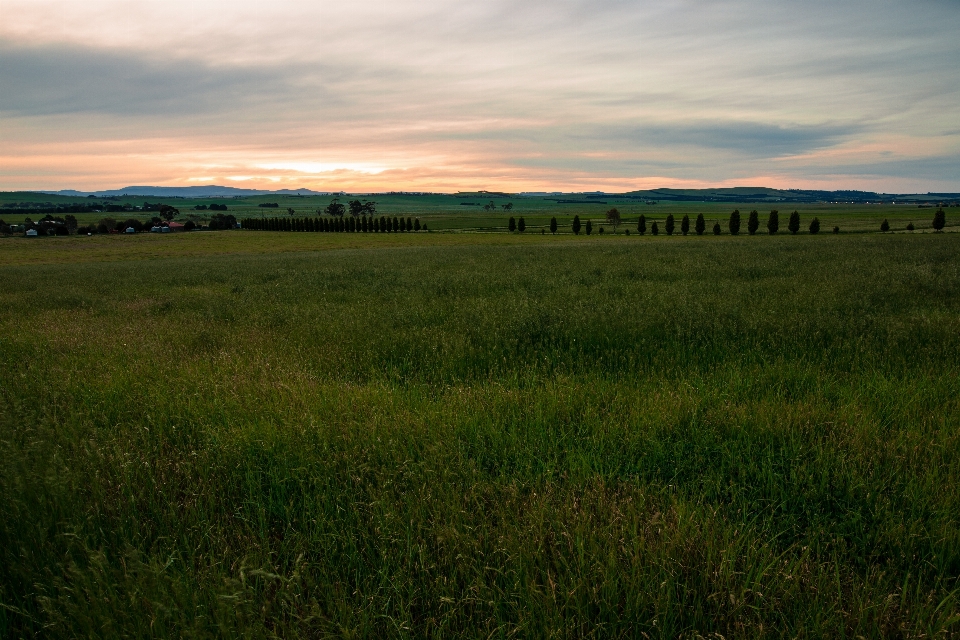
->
<box><xmin>681</xmin><ymin>214</ymin><xmax>690</xmax><ymax>236</ymax></box>
<box><xmin>747</xmin><ymin>210</ymin><xmax>759</xmax><ymax>235</ymax></box>
<box><xmin>933</xmin><ymin>208</ymin><xmax>946</xmax><ymax>232</ymax></box>
<box><xmin>508</xmin><ymin>216</ymin><xmax>516</xmax><ymax>232</ymax></box>
<box><xmin>572</xmin><ymin>215</ymin><xmax>581</xmax><ymax>235</ymax></box>
<box><xmin>586</xmin><ymin>219</ymin><xmax>593</xmax><ymax>235</ymax></box>
<box><xmin>728</xmin><ymin>209</ymin><xmax>741</xmax><ymax>235</ymax></box>
<box><xmin>767</xmin><ymin>210</ymin><xmax>779</xmax><ymax>235</ymax></box>
<box><xmin>550</xmin><ymin>217</ymin><xmax>558</xmax><ymax>234</ymax></box>
<box><xmin>651</xmin><ymin>221</ymin><xmax>659</xmax><ymax>236</ymax></box>
<box><xmin>713</xmin><ymin>222</ymin><xmax>722</xmax><ymax>235</ymax></box>
<box><xmin>833</xmin><ymin>226</ymin><xmax>840</xmax><ymax>234</ymax></box>
<box><xmin>788</xmin><ymin>211</ymin><xmax>800</xmax><ymax>235</ymax></box>
<box><xmin>517</xmin><ymin>217</ymin><xmax>526</xmax><ymax>232</ymax></box>
<box><xmin>349</xmin><ymin>200</ymin><xmax>364</xmax><ymax>216</ymax></box>
<box><xmin>665</xmin><ymin>214</ymin><xmax>675</xmax><ymax>236</ymax></box>
<box><xmin>324</xmin><ymin>198</ymin><xmax>345</xmax><ymax>217</ymax></box>
<box><xmin>695</xmin><ymin>213</ymin><xmax>705</xmax><ymax>236</ymax></box>
<box><xmin>606</xmin><ymin>208</ymin><xmax>621</xmax><ymax>230</ymax></box>
<box><xmin>637</xmin><ymin>214</ymin><xmax>646</xmax><ymax>235</ymax></box>
<box><xmin>809</xmin><ymin>217</ymin><xmax>820</xmax><ymax>234</ymax></box>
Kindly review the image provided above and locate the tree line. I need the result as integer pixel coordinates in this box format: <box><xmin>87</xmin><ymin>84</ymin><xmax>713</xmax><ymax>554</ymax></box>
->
<box><xmin>524</xmin><ymin>208</ymin><xmax>947</xmax><ymax>236</ymax></box>
<box><xmin>242</xmin><ymin>215</ymin><xmax>425</xmax><ymax>233</ymax></box>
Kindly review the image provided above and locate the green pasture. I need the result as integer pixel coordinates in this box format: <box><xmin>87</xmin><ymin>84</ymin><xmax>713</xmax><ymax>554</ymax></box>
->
<box><xmin>1</xmin><ymin>232</ymin><xmax>959</xmax><ymax>636</ymax></box>
<box><xmin>2</xmin><ymin>191</ymin><xmax>955</xmax><ymax>234</ymax></box>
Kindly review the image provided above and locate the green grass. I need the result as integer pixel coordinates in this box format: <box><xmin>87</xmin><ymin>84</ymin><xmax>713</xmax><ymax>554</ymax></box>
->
<box><xmin>1</xmin><ymin>233</ymin><xmax>959</xmax><ymax>637</ymax></box>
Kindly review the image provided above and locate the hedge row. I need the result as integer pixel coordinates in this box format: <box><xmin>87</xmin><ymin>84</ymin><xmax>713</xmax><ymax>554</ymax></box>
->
<box><xmin>242</xmin><ymin>216</ymin><xmax>424</xmax><ymax>233</ymax></box>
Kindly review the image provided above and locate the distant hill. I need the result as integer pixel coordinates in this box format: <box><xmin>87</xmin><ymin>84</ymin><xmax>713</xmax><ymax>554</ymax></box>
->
<box><xmin>40</xmin><ymin>186</ymin><xmax>334</xmax><ymax>198</ymax></box>
<box><xmin>18</xmin><ymin>185</ymin><xmax>960</xmax><ymax>203</ymax></box>
<box><xmin>616</xmin><ymin>188</ymin><xmax>960</xmax><ymax>204</ymax></box>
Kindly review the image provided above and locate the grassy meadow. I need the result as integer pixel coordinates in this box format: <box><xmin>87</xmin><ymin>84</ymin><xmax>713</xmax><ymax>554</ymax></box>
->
<box><xmin>1</xmin><ymin>229</ymin><xmax>959</xmax><ymax>637</ymax></box>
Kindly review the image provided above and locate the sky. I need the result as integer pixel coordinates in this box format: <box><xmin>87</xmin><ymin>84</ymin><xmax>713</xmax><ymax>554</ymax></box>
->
<box><xmin>1</xmin><ymin>0</ymin><xmax>959</xmax><ymax>193</ymax></box>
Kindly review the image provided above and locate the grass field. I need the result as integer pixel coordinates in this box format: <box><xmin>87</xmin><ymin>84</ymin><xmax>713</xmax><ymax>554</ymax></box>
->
<box><xmin>1</xmin><ymin>231</ymin><xmax>959</xmax><ymax>637</ymax></box>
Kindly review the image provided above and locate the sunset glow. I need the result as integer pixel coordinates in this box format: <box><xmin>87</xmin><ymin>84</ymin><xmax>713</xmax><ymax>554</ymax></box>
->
<box><xmin>2</xmin><ymin>0</ymin><xmax>958</xmax><ymax>192</ymax></box>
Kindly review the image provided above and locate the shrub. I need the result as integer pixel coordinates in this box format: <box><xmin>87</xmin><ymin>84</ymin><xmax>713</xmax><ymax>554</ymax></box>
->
<box><xmin>665</xmin><ymin>214</ymin><xmax>675</xmax><ymax>236</ymax></box>
<box><xmin>681</xmin><ymin>214</ymin><xmax>689</xmax><ymax>236</ymax></box>
<box><xmin>550</xmin><ymin>217</ymin><xmax>558</xmax><ymax>234</ymax></box>
<box><xmin>728</xmin><ymin>209</ymin><xmax>741</xmax><ymax>235</ymax></box>
<box><xmin>651</xmin><ymin>221</ymin><xmax>659</xmax><ymax>236</ymax></box>
<box><xmin>414</xmin><ymin>218</ymin><xmax>421</xmax><ymax>231</ymax></box>
<box><xmin>518</xmin><ymin>217</ymin><xmax>526</xmax><ymax>232</ymax></box>
<box><xmin>809</xmin><ymin>217</ymin><xmax>820</xmax><ymax>234</ymax></box>
<box><xmin>713</xmin><ymin>222</ymin><xmax>722</xmax><ymax>235</ymax></box>
<box><xmin>509</xmin><ymin>216</ymin><xmax>516</xmax><ymax>232</ymax></box>
<box><xmin>906</xmin><ymin>222</ymin><xmax>915</xmax><ymax>231</ymax></box>
<box><xmin>695</xmin><ymin>213</ymin><xmax>705</xmax><ymax>236</ymax></box>
<box><xmin>585</xmin><ymin>220</ymin><xmax>593</xmax><ymax>235</ymax></box>
<box><xmin>637</xmin><ymin>214</ymin><xmax>646</xmax><ymax>235</ymax></box>
<box><xmin>599</xmin><ymin>227</ymin><xmax>604</xmax><ymax>234</ymax></box>
<box><xmin>880</xmin><ymin>219</ymin><xmax>890</xmax><ymax>232</ymax></box>
<box><xmin>572</xmin><ymin>215</ymin><xmax>581</xmax><ymax>235</ymax></box>
<box><xmin>788</xmin><ymin>211</ymin><xmax>800</xmax><ymax>235</ymax></box>
<box><xmin>767</xmin><ymin>210</ymin><xmax>779</xmax><ymax>235</ymax></box>
<box><xmin>184</xmin><ymin>220</ymin><xmax>196</xmax><ymax>231</ymax></box>
<box><xmin>933</xmin><ymin>208</ymin><xmax>946</xmax><ymax>232</ymax></box>
<box><xmin>833</xmin><ymin>226</ymin><xmax>840</xmax><ymax>234</ymax></box>
<box><xmin>747</xmin><ymin>210</ymin><xmax>759</xmax><ymax>235</ymax></box>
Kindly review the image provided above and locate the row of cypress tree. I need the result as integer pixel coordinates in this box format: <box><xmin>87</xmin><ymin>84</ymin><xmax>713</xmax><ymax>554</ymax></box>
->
<box><xmin>556</xmin><ymin>212</ymin><xmax>825</xmax><ymax>236</ymax></box>
<box><xmin>241</xmin><ymin>215</ymin><xmax>424</xmax><ymax>233</ymax></box>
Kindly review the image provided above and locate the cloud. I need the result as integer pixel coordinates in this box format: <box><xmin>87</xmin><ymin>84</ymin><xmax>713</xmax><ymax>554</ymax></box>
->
<box><xmin>1</xmin><ymin>0</ymin><xmax>959</xmax><ymax>191</ymax></box>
